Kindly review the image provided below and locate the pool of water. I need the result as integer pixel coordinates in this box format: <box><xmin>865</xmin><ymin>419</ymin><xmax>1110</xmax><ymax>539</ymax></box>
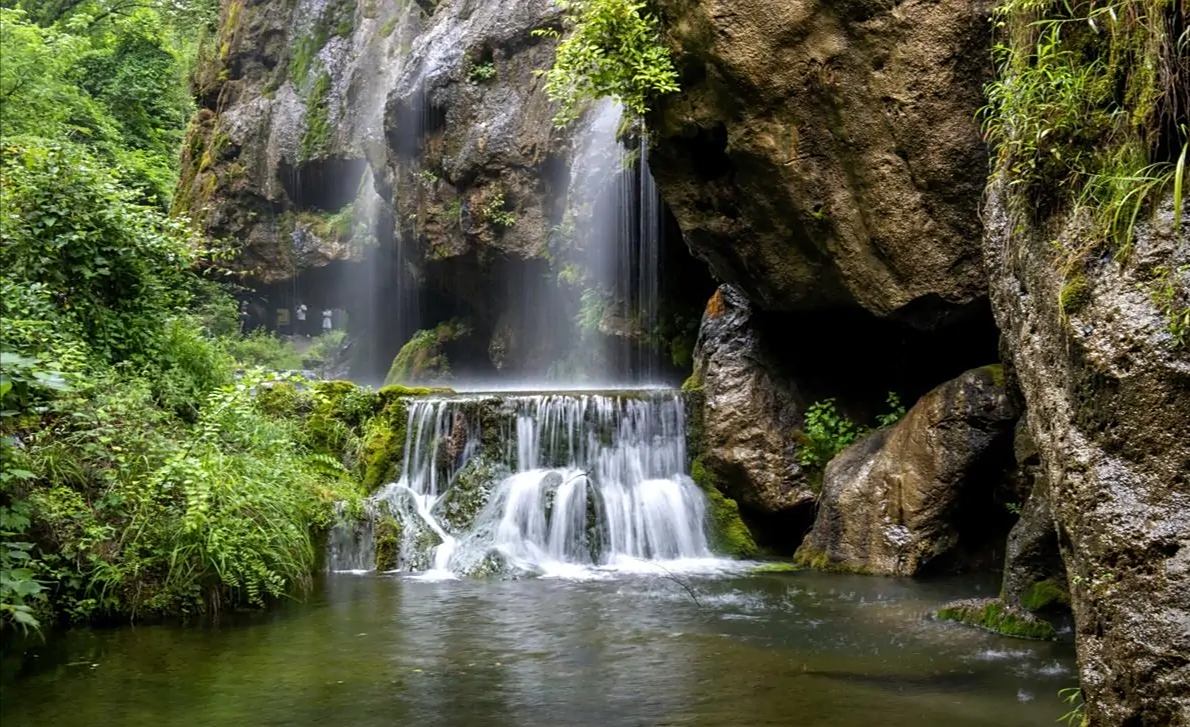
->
<box><xmin>1</xmin><ymin>568</ymin><xmax>1075</xmax><ymax>726</ymax></box>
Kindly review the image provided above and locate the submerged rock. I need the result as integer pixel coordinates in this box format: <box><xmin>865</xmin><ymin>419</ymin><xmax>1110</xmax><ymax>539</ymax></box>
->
<box><xmin>687</xmin><ymin>285</ymin><xmax>812</xmax><ymax>517</ymax></box>
<box><xmin>936</xmin><ymin>598</ymin><xmax>1056</xmax><ymax>641</ymax></box>
<box><xmin>648</xmin><ymin>0</ymin><xmax>992</xmax><ymax>325</ymax></box>
<box><xmin>796</xmin><ymin>366</ymin><xmax>1018</xmax><ymax>575</ymax></box>
<box><xmin>985</xmin><ymin>184</ymin><xmax>1190</xmax><ymax>724</ymax></box>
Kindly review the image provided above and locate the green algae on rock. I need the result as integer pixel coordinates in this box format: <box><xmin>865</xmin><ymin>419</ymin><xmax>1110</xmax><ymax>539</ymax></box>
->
<box><xmin>936</xmin><ymin>598</ymin><xmax>1057</xmax><ymax>641</ymax></box>
<box><xmin>690</xmin><ymin>457</ymin><xmax>759</xmax><ymax>559</ymax></box>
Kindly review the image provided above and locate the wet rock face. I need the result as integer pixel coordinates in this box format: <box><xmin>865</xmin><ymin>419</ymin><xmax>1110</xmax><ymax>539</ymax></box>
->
<box><xmin>985</xmin><ymin>185</ymin><xmax>1190</xmax><ymax>725</ymax></box>
<box><xmin>1000</xmin><ymin>425</ymin><xmax>1067</xmax><ymax>612</ymax></box>
<box><xmin>649</xmin><ymin>0</ymin><xmax>992</xmax><ymax>323</ymax></box>
<box><xmin>688</xmin><ymin>285</ymin><xmax>812</xmax><ymax>516</ymax></box>
<box><xmin>796</xmin><ymin>366</ymin><xmax>1018</xmax><ymax>575</ymax></box>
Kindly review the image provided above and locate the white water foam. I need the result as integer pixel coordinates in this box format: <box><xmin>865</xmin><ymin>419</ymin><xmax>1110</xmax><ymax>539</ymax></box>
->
<box><xmin>329</xmin><ymin>391</ymin><xmax>741</xmax><ymax>579</ymax></box>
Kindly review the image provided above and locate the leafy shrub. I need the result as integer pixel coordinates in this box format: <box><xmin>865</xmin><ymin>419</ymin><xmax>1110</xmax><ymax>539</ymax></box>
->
<box><xmin>9</xmin><ymin>371</ymin><xmax>362</xmax><ymax>623</ymax></box>
<box><xmin>468</xmin><ymin>61</ymin><xmax>496</xmax><ymax>82</ymax></box>
<box><xmin>537</xmin><ymin>0</ymin><xmax>680</xmax><ymax>126</ymax></box>
<box><xmin>0</xmin><ymin>139</ymin><xmax>194</xmax><ymax>365</ymax></box>
<box><xmin>874</xmin><ymin>392</ymin><xmax>907</xmax><ymax>428</ymax></box>
<box><xmin>304</xmin><ymin>330</ymin><xmax>347</xmax><ymax>368</ymax></box>
<box><xmin>0</xmin><ymin>8</ymin><xmax>196</xmax><ymax>205</ymax></box>
<box><xmin>797</xmin><ymin>393</ymin><xmax>910</xmax><ymax>476</ymax></box>
<box><xmin>796</xmin><ymin>399</ymin><xmax>863</xmax><ymax>471</ymax></box>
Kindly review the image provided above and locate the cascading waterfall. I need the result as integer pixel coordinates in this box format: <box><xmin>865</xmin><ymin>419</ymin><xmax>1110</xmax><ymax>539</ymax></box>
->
<box><xmin>329</xmin><ymin>391</ymin><xmax>719</xmax><ymax>577</ymax></box>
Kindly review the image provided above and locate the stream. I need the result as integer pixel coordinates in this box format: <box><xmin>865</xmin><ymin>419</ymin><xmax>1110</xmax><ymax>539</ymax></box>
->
<box><xmin>2</xmin><ymin>570</ymin><xmax>1075</xmax><ymax>726</ymax></box>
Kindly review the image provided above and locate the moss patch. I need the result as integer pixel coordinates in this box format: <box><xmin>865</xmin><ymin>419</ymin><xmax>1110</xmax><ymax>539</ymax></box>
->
<box><xmin>936</xmin><ymin>598</ymin><xmax>1057</xmax><ymax>641</ymax></box>
<box><xmin>690</xmin><ymin>458</ymin><xmax>758</xmax><ymax>558</ymax></box>
<box><xmin>1020</xmin><ymin>578</ymin><xmax>1070</xmax><ymax>612</ymax></box>
<box><xmin>374</xmin><ymin>510</ymin><xmax>402</xmax><ymax>571</ymax></box>
<box><xmin>384</xmin><ymin>319</ymin><xmax>471</xmax><ymax>386</ymax></box>
<box><xmin>300</xmin><ymin>71</ymin><xmax>333</xmax><ymax>160</ymax></box>
<box><xmin>1059</xmin><ymin>274</ymin><xmax>1091</xmax><ymax>316</ymax></box>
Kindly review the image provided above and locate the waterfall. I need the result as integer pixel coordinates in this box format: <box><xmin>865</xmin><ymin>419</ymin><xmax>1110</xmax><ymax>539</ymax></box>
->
<box><xmin>563</xmin><ymin>100</ymin><xmax>668</xmax><ymax>384</ymax></box>
<box><xmin>329</xmin><ymin>391</ymin><xmax>719</xmax><ymax>577</ymax></box>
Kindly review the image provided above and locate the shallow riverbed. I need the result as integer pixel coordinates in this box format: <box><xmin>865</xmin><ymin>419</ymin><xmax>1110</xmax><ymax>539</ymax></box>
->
<box><xmin>1</xmin><ymin>567</ymin><xmax>1075</xmax><ymax>726</ymax></box>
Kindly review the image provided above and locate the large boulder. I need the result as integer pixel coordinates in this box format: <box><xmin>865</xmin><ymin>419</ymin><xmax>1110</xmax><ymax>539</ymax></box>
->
<box><xmin>796</xmin><ymin>365</ymin><xmax>1018</xmax><ymax>575</ymax></box>
<box><xmin>649</xmin><ymin>0</ymin><xmax>992</xmax><ymax>325</ymax></box>
<box><xmin>687</xmin><ymin>285</ymin><xmax>812</xmax><ymax>515</ymax></box>
<box><xmin>985</xmin><ymin>183</ymin><xmax>1190</xmax><ymax>724</ymax></box>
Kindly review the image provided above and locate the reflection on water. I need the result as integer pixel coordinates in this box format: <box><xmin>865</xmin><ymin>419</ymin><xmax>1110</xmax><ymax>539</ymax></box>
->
<box><xmin>1</xmin><ymin>571</ymin><xmax>1075</xmax><ymax>726</ymax></box>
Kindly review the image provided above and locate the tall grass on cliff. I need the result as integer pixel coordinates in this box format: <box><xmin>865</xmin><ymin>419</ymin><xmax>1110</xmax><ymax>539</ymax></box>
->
<box><xmin>982</xmin><ymin>0</ymin><xmax>1188</xmax><ymax>346</ymax></box>
<box><xmin>983</xmin><ymin>0</ymin><xmax>1188</xmax><ymax>248</ymax></box>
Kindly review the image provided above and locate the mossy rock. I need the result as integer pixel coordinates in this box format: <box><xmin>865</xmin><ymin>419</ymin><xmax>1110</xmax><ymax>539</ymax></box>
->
<box><xmin>690</xmin><ymin>457</ymin><xmax>759</xmax><ymax>558</ymax></box>
<box><xmin>751</xmin><ymin>561</ymin><xmax>800</xmax><ymax>574</ymax></box>
<box><xmin>435</xmin><ymin>457</ymin><xmax>507</xmax><ymax>534</ymax></box>
<box><xmin>1019</xmin><ymin>578</ymin><xmax>1070</xmax><ymax>612</ymax></box>
<box><xmin>359</xmin><ymin>401</ymin><xmax>410</xmax><ymax>492</ymax></box>
<box><xmin>374</xmin><ymin>513</ymin><xmax>402</xmax><ymax>571</ymax></box>
<box><xmin>384</xmin><ymin>320</ymin><xmax>471</xmax><ymax>386</ymax></box>
<box><xmin>358</xmin><ymin>386</ymin><xmax>454</xmax><ymax>491</ymax></box>
<box><xmin>311</xmin><ymin>380</ymin><xmax>379</xmax><ymax>427</ymax></box>
<box><xmin>1059</xmin><ymin>275</ymin><xmax>1091</xmax><ymax>315</ymax></box>
<box><xmin>936</xmin><ymin>598</ymin><xmax>1057</xmax><ymax>641</ymax></box>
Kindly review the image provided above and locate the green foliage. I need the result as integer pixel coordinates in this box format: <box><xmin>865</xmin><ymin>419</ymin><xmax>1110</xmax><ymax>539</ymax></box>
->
<box><xmin>537</xmin><ymin>0</ymin><xmax>680</xmax><ymax>126</ymax></box>
<box><xmin>481</xmin><ymin>190</ymin><xmax>517</xmax><ymax>228</ymax></box>
<box><xmin>0</xmin><ymin>0</ymin><xmax>365</xmax><ymax>628</ymax></box>
<box><xmin>1059</xmin><ymin>687</ymin><xmax>1088</xmax><ymax>727</ymax></box>
<box><xmin>304</xmin><ymin>330</ymin><xmax>348</xmax><ymax>368</ymax></box>
<box><xmin>1</xmin><ymin>139</ymin><xmax>194</xmax><ymax>365</ymax></box>
<box><xmin>0</xmin><ymin>7</ymin><xmax>198</xmax><ymax>205</ymax></box>
<box><xmin>222</xmin><ymin>330</ymin><xmax>303</xmax><ymax>371</ymax></box>
<box><xmin>983</xmin><ymin>0</ymin><xmax>1188</xmax><ymax>251</ymax></box>
<box><xmin>873</xmin><ymin>391</ymin><xmax>907</xmax><ymax>428</ymax></box>
<box><xmin>1152</xmin><ymin>264</ymin><xmax>1190</xmax><ymax>346</ymax></box>
<box><xmin>9</xmin><ymin>371</ymin><xmax>363</xmax><ymax>622</ymax></box>
<box><xmin>797</xmin><ymin>393</ymin><xmax>909</xmax><ymax>478</ymax></box>
<box><xmin>796</xmin><ymin>399</ymin><xmax>864</xmax><ymax>472</ymax></box>
<box><xmin>468</xmin><ymin>61</ymin><xmax>497</xmax><ymax>83</ymax></box>
<box><xmin>300</xmin><ymin>71</ymin><xmax>333</xmax><ymax>160</ymax></box>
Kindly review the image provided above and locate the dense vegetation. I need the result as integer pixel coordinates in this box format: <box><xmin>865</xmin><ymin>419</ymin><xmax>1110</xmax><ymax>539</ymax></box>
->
<box><xmin>983</xmin><ymin>0</ymin><xmax>1188</xmax><ymax>341</ymax></box>
<box><xmin>0</xmin><ymin>0</ymin><xmax>362</xmax><ymax>632</ymax></box>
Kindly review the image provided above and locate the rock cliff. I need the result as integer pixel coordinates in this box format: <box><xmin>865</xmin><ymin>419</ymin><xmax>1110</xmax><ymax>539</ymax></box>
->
<box><xmin>985</xmin><ymin>184</ymin><xmax>1190</xmax><ymax>724</ymax></box>
<box><xmin>649</xmin><ymin>0</ymin><xmax>993</xmax><ymax>326</ymax></box>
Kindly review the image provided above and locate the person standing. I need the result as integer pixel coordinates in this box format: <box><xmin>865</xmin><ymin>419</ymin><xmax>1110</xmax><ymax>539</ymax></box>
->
<box><xmin>322</xmin><ymin>308</ymin><xmax>333</xmax><ymax>333</ymax></box>
<box><xmin>295</xmin><ymin>303</ymin><xmax>308</xmax><ymax>337</ymax></box>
